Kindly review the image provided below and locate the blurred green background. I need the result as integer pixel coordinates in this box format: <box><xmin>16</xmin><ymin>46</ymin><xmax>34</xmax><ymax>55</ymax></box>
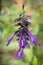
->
<box><xmin>0</xmin><ymin>0</ymin><xmax>43</xmax><ymax>65</ymax></box>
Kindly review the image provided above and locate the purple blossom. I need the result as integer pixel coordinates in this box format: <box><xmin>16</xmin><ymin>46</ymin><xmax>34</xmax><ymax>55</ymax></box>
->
<box><xmin>25</xmin><ymin>29</ymin><xmax>40</xmax><ymax>46</ymax></box>
<box><xmin>16</xmin><ymin>47</ymin><xmax>24</xmax><ymax>59</ymax></box>
<box><xmin>6</xmin><ymin>30</ymin><xmax>19</xmax><ymax>46</ymax></box>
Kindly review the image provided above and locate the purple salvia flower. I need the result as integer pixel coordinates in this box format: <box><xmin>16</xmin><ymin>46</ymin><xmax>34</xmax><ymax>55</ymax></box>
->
<box><xmin>16</xmin><ymin>38</ymin><xmax>24</xmax><ymax>59</ymax></box>
<box><xmin>16</xmin><ymin>37</ymin><xmax>25</xmax><ymax>59</ymax></box>
<box><xmin>6</xmin><ymin>30</ymin><xmax>19</xmax><ymax>46</ymax></box>
<box><xmin>26</xmin><ymin>29</ymin><xmax>40</xmax><ymax>46</ymax></box>
<box><xmin>16</xmin><ymin>47</ymin><xmax>24</xmax><ymax>59</ymax></box>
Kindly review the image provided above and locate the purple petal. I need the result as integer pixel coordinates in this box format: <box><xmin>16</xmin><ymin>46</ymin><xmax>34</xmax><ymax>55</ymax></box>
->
<box><xmin>19</xmin><ymin>39</ymin><xmax>24</xmax><ymax>47</ymax></box>
<box><xmin>6</xmin><ymin>31</ymin><xmax>19</xmax><ymax>46</ymax></box>
<box><xmin>16</xmin><ymin>47</ymin><xmax>24</xmax><ymax>59</ymax></box>
<box><xmin>30</xmin><ymin>35</ymin><xmax>40</xmax><ymax>46</ymax></box>
<box><xmin>26</xmin><ymin>29</ymin><xmax>40</xmax><ymax>46</ymax></box>
<box><xmin>26</xmin><ymin>29</ymin><xmax>32</xmax><ymax>37</ymax></box>
<box><xmin>19</xmin><ymin>29</ymin><xmax>24</xmax><ymax>47</ymax></box>
<box><xmin>6</xmin><ymin>32</ymin><xmax>15</xmax><ymax>46</ymax></box>
<box><xmin>19</xmin><ymin>36</ymin><xmax>25</xmax><ymax>48</ymax></box>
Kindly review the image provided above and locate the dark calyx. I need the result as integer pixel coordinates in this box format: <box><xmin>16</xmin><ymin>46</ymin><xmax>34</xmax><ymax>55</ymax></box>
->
<box><xmin>16</xmin><ymin>27</ymin><xmax>29</xmax><ymax>41</ymax></box>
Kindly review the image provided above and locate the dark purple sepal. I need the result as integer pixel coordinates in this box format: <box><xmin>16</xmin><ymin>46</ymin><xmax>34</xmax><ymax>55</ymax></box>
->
<box><xmin>23</xmin><ymin>36</ymin><xmax>30</xmax><ymax>48</ymax></box>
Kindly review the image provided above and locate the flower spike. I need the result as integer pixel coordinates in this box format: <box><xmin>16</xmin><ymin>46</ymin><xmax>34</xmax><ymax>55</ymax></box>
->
<box><xmin>6</xmin><ymin>4</ymin><xmax>40</xmax><ymax>59</ymax></box>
